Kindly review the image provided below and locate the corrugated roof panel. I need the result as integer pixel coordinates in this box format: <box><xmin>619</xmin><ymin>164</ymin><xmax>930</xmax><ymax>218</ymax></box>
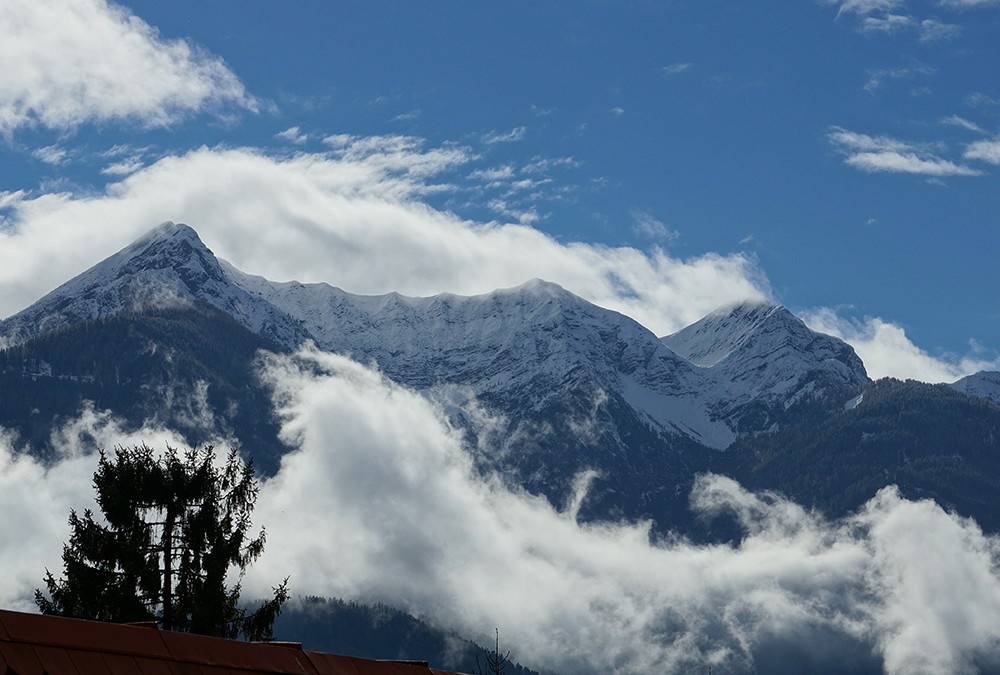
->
<box><xmin>301</xmin><ymin>652</ymin><xmax>361</xmax><ymax>675</ymax></box>
<box><xmin>0</xmin><ymin>643</ymin><xmax>45</xmax><ymax>675</ymax></box>
<box><xmin>158</xmin><ymin>632</ymin><xmax>315</xmax><ymax>674</ymax></box>
<box><xmin>67</xmin><ymin>648</ymin><xmax>114</xmax><ymax>675</ymax></box>
<box><xmin>32</xmin><ymin>645</ymin><xmax>81</xmax><ymax>675</ymax></box>
<box><xmin>133</xmin><ymin>656</ymin><xmax>175</xmax><ymax>675</ymax></box>
<box><xmin>305</xmin><ymin>652</ymin><xmax>440</xmax><ymax>675</ymax></box>
<box><xmin>0</xmin><ymin>612</ymin><xmax>170</xmax><ymax>660</ymax></box>
<box><xmin>163</xmin><ymin>660</ymin><xmax>208</xmax><ymax>675</ymax></box>
<box><xmin>100</xmin><ymin>652</ymin><xmax>150</xmax><ymax>675</ymax></box>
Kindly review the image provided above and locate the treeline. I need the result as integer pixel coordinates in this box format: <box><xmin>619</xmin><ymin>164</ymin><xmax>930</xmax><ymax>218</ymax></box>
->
<box><xmin>0</xmin><ymin>302</ymin><xmax>286</xmax><ymax>471</ymax></box>
<box><xmin>732</xmin><ymin>377</ymin><xmax>1000</xmax><ymax>530</ymax></box>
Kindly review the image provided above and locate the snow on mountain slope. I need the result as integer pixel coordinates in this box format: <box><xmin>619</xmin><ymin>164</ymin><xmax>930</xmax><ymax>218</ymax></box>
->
<box><xmin>227</xmin><ymin>264</ymin><xmax>732</xmax><ymax>445</ymax></box>
<box><xmin>0</xmin><ymin>222</ymin><xmax>868</xmax><ymax>451</ymax></box>
<box><xmin>662</xmin><ymin>301</ymin><xmax>868</xmax><ymax>429</ymax></box>
<box><xmin>0</xmin><ymin>222</ymin><xmax>307</xmax><ymax>348</ymax></box>
<box><xmin>950</xmin><ymin>371</ymin><xmax>1000</xmax><ymax>405</ymax></box>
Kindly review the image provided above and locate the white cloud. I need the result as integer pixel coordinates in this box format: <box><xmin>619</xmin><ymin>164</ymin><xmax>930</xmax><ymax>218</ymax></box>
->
<box><xmin>482</xmin><ymin>127</ymin><xmax>526</xmax><ymax>144</ymax></box>
<box><xmin>662</xmin><ymin>62</ymin><xmax>694</xmax><ymax>76</ymax></box>
<box><xmin>0</xmin><ymin>0</ymin><xmax>254</xmax><ymax>135</ymax></box>
<box><xmin>938</xmin><ymin>0</ymin><xmax>1000</xmax><ymax>6</ymax></box>
<box><xmin>631</xmin><ymin>209</ymin><xmax>678</xmax><ymax>242</ymax></box>
<box><xmin>0</xmin><ymin>405</ymin><xmax>198</xmax><ymax>612</ymax></box>
<box><xmin>919</xmin><ymin>19</ymin><xmax>962</xmax><ymax>42</ymax></box>
<box><xmin>861</xmin><ymin>13</ymin><xmax>914</xmax><ymax>32</ymax></box>
<box><xmin>803</xmin><ymin>308</ymin><xmax>1000</xmax><ymax>382</ymax></box>
<box><xmin>832</xmin><ymin>0</ymin><xmax>905</xmax><ymax>17</ymax></box>
<box><xmin>828</xmin><ymin>127</ymin><xmax>981</xmax><ymax>176</ymax></box>
<box><xmin>863</xmin><ymin>63</ymin><xmax>935</xmax><ymax>94</ymax></box>
<box><xmin>4</xmin><ymin>349</ymin><xmax>1000</xmax><ymax>672</ymax></box>
<box><xmin>100</xmin><ymin>157</ymin><xmax>145</xmax><ymax>177</ymax></box>
<box><xmin>32</xmin><ymin>145</ymin><xmax>70</xmax><ymax>166</ymax></box>
<box><xmin>0</xmin><ymin>141</ymin><xmax>769</xmax><ymax>338</ymax></box>
<box><xmin>965</xmin><ymin>137</ymin><xmax>1000</xmax><ymax>164</ymax></box>
<box><xmin>275</xmin><ymin>126</ymin><xmax>309</xmax><ymax>145</ymax></box>
<box><xmin>241</xmin><ymin>348</ymin><xmax>1000</xmax><ymax>674</ymax></box>
<box><xmin>941</xmin><ymin>114</ymin><xmax>984</xmax><ymax>133</ymax></box>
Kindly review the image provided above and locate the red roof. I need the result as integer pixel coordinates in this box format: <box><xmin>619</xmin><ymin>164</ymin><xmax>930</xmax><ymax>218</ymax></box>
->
<box><xmin>0</xmin><ymin>610</ymin><xmax>467</xmax><ymax>675</ymax></box>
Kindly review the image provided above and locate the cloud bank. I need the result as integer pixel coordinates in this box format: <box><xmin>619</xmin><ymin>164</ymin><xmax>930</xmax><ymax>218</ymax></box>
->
<box><xmin>243</xmin><ymin>348</ymin><xmax>1000</xmax><ymax>674</ymax></box>
<box><xmin>4</xmin><ymin>349</ymin><xmax>1000</xmax><ymax>672</ymax></box>
<box><xmin>0</xmin><ymin>0</ymin><xmax>253</xmax><ymax>135</ymax></box>
<box><xmin>804</xmin><ymin>308</ymin><xmax>1000</xmax><ymax>382</ymax></box>
<box><xmin>0</xmin><ymin>140</ymin><xmax>768</xmax><ymax>340</ymax></box>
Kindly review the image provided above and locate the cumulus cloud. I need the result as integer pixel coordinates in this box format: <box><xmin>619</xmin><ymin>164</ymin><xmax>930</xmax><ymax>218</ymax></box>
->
<box><xmin>803</xmin><ymin>307</ymin><xmax>1000</xmax><ymax>382</ymax></box>
<box><xmin>238</xmin><ymin>347</ymin><xmax>1000</xmax><ymax>674</ymax></box>
<box><xmin>827</xmin><ymin>127</ymin><xmax>981</xmax><ymax>176</ymax></box>
<box><xmin>0</xmin><ymin>0</ymin><xmax>253</xmax><ymax>135</ymax></box>
<box><xmin>0</xmin><ymin>141</ymin><xmax>769</xmax><ymax>339</ymax></box>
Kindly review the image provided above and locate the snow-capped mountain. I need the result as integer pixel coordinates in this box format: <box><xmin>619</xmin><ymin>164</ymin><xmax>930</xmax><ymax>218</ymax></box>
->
<box><xmin>950</xmin><ymin>370</ymin><xmax>1000</xmax><ymax>405</ymax></box>
<box><xmin>0</xmin><ymin>223</ymin><xmax>869</xmax><ymax>450</ymax></box>
<box><xmin>0</xmin><ymin>222</ymin><xmax>872</xmax><ymax>445</ymax></box>
<box><xmin>6</xmin><ymin>222</ymin><xmax>1000</xmax><ymax>538</ymax></box>
<box><xmin>662</xmin><ymin>302</ymin><xmax>869</xmax><ymax>431</ymax></box>
<box><xmin>0</xmin><ymin>222</ymin><xmax>308</xmax><ymax>348</ymax></box>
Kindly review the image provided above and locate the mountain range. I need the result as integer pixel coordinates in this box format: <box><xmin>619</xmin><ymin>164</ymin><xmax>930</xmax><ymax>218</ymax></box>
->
<box><xmin>2</xmin><ymin>221</ymin><xmax>999</xmax><ymax>536</ymax></box>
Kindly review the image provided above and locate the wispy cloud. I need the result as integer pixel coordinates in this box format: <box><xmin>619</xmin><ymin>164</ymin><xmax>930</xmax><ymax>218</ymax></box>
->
<box><xmin>482</xmin><ymin>127</ymin><xmax>526</xmax><ymax>144</ymax></box>
<box><xmin>863</xmin><ymin>63</ymin><xmax>935</xmax><ymax>94</ymax></box>
<box><xmin>941</xmin><ymin>114</ymin><xmax>985</xmax><ymax>133</ymax></box>
<box><xmin>662</xmin><ymin>62</ymin><xmax>694</xmax><ymax>76</ymax></box>
<box><xmin>391</xmin><ymin>109</ymin><xmax>421</xmax><ymax>122</ymax></box>
<box><xmin>938</xmin><ymin>0</ymin><xmax>1000</xmax><ymax>7</ymax></box>
<box><xmin>964</xmin><ymin>137</ymin><xmax>1000</xmax><ymax>164</ymax></box>
<box><xmin>631</xmin><ymin>209</ymin><xmax>678</xmax><ymax>242</ymax></box>
<box><xmin>275</xmin><ymin>126</ymin><xmax>309</xmax><ymax>145</ymax></box>
<box><xmin>832</xmin><ymin>0</ymin><xmax>905</xmax><ymax>17</ymax></box>
<box><xmin>827</xmin><ymin>127</ymin><xmax>981</xmax><ymax>176</ymax></box>
<box><xmin>32</xmin><ymin>145</ymin><xmax>70</xmax><ymax>166</ymax></box>
<box><xmin>919</xmin><ymin>19</ymin><xmax>962</xmax><ymax>42</ymax></box>
<box><xmin>100</xmin><ymin>157</ymin><xmax>145</xmax><ymax>177</ymax></box>
<box><xmin>0</xmin><ymin>0</ymin><xmax>254</xmax><ymax>135</ymax></box>
<box><xmin>861</xmin><ymin>13</ymin><xmax>914</xmax><ymax>32</ymax></box>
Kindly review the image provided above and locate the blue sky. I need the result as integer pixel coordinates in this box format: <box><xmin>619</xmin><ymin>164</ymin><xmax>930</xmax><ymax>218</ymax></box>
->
<box><xmin>1</xmin><ymin>0</ymin><xmax>999</xmax><ymax>381</ymax></box>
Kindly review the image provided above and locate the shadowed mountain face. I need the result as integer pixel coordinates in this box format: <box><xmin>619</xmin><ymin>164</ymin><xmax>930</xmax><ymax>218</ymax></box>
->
<box><xmin>4</xmin><ymin>222</ymin><xmax>1000</xmax><ymax>536</ymax></box>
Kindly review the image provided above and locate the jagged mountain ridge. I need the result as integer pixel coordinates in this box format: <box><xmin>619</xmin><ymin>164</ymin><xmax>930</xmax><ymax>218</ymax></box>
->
<box><xmin>6</xmin><ymin>222</ymin><xmax>1000</xmax><ymax>536</ymax></box>
<box><xmin>0</xmin><ymin>222</ymin><xmax>868</xmax><ymax>450</ymax></box>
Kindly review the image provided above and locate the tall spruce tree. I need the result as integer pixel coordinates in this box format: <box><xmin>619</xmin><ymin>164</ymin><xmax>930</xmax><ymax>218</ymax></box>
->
<box><xmin>35</xmin><ymin>444</ymin><xmax>288</xmax><ymax>641</ymax></box>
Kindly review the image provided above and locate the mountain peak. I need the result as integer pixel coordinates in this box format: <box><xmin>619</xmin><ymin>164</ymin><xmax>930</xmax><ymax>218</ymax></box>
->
<box><xmin>0</xmin><ymin>222</ymin><xmax>233</xmax><ymax>344</ymax></box>
<box><xmin>662</xmin><ymin>300</ymin><xmax>784</xmax><ymax>367</ymax></box>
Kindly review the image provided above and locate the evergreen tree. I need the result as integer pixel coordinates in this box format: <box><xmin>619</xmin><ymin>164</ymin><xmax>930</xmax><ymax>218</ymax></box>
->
<box><xmin>36</xmin><ymin>444</ymin><xmax>288</xmax><ymax>641</ymax></box>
